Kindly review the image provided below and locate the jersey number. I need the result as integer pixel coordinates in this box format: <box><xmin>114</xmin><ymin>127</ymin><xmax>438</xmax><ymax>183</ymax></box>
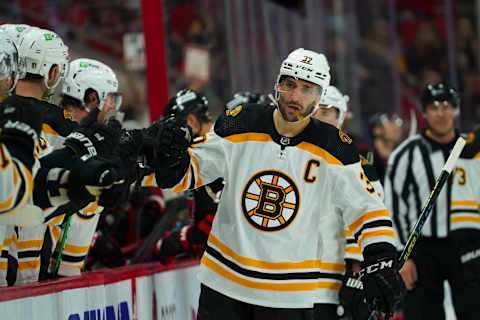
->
<box><xmin>360</xmin><ymin>170</ymin><xmax>375</xmax><ymax>194</ymax></box>
<box><xmin>453</xmin><ymin>166</ymin><xmax>466</xmax><ymax>186</ymax></box>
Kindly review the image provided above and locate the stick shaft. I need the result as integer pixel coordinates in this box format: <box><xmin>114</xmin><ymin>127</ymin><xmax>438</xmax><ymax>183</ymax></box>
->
<box><xmin>53</xmin><ymin>215</ymin><xmax>72</xmax><ymax>277</ymax></box>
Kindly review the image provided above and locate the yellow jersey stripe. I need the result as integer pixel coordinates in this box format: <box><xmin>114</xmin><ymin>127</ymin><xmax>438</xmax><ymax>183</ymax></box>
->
<box><xmin>358</xmin><ymin>229</ymin><xmax>395</xmax><ymax>248</ymax></box>
<box><xmin>202</xmin><ymin>255</ymin><xmax>341</xmax><ymax>292</ymax></box>
<box><xmin>208</xmin><ymin>233</ymin><xmax>344</xmax><ymax>272</ymax></box>
<box><xmin>348</xmin><ymin>209</ymin><xmax>390</xmax><ymax>233</ymax></box>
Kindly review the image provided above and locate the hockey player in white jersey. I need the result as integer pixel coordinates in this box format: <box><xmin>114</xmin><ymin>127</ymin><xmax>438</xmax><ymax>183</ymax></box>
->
<box><xmin>1</xmin><ymin>28</ymin><xmax>121</xmax><ymax>286</ymax></box>
<box><xmin>47</xmin><ymin>58</ymin><xmax>123</xmax><ymax>277</ymax></box>
<box><xmin>0</xmin><ymin>31</ymin><xmax>34</xmax><ymax>215</ymax></box>
<box><xmin>152</xmin><ymin>48</ymin><xmax>405</xmax><ymax>319</ymax></box>
<box><xmin>312</xmin><ymin>85</ymin><xmax>382</xmax><ymax>319</ymax></box>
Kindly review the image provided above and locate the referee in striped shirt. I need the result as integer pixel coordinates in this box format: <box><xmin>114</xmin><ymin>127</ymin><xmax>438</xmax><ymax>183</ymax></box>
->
<box><xmin>385</xmin><ymin>83</ymin><xmax>480</xmax><ymax>320</ymax></box>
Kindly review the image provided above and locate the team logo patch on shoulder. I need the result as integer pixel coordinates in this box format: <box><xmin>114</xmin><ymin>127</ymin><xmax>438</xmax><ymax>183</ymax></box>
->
<box><xmin>225</xmin><ymin>105</ymin><xmax>243</xmax><ymax>117</ymax></box>
<box><xmin>339</xmin><ymin>130</ymin><xmax>352</xmax><ymax>144</ymax></box>
<box><xmin>241</xmin><ymin>170</ymin><xmax>300</xmax><ymax>232</ymax></box>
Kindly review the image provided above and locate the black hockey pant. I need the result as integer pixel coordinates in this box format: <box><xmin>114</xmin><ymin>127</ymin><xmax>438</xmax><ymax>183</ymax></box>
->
<box><xmin>403</xmin><ymin>237</ymin><xmax>480</xmax><ymax>320</ymax></box>
<box><xmin>197</xmin><ymin>284</ymin><xmax>317</xmax><ymax>320</ymax></box>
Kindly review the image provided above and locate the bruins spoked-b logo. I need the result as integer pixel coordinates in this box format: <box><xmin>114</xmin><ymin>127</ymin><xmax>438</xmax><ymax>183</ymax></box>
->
<box><xmin>241</xmin><ymin>170</ymin><xmax>300</xmax><ymax>232</ymax></box>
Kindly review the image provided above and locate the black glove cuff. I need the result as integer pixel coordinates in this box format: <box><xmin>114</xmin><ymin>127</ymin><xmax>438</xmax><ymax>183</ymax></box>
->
<box><xmin>363</xmin><ymin>243</ymin><xmax>397</xmax><ymax>264</ymax></box>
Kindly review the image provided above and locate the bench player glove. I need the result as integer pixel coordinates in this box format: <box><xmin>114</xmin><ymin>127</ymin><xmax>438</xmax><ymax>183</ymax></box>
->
<box><xmin>42</xmin><ymin>158</ymin><xmax>121</xmax><ymax>208</ymax></box>
<box><xmin>0</xmin><ymin>95</ymin><xmax>44</xmax><ymax>169</ymax></box>
<box><xmin>64</xmin><ymin>118</ymin><xmax>122</xmax><ymax>161</ymax></box>
<box><xmin>154</xmin><ymin>117</ymin><xmax>192</xmax><ymax>162</ymax></box>
<box><xmin>360</xmin><ymin>256</ymin><xmax>405</xmax><ymax>317</ymax></box>
<box><xmin>339</xmin><ymin>270</ymin><xmax>370</xmax><ymax>320</ymax></box>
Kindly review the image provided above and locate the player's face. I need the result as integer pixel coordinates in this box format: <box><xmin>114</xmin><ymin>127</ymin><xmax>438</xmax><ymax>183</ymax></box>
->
<box><xmin>277</xmin><ymin>77</ymin><xmax>321</xmax><ymax>122</ymax></box>
<box><xmin>312</xmin><ymin>106</ymin><xmax>340</xmax><ymax>128</ymax></box>
<box><xmin>85</xmin><ymin>90</ymin><xmax>100</xmax><ymax>110</ymax></box>
<box><xmin>423</xmin><ymin>101</ymin><xmax>457</xmax><ymax>138</ymax></box>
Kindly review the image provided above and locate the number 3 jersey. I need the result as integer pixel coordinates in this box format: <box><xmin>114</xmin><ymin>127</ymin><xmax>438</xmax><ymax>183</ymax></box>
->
<box><xmin>170</xmin><ymin>104</ymin><xmax>396</xmax><ymax>308</ymax></box>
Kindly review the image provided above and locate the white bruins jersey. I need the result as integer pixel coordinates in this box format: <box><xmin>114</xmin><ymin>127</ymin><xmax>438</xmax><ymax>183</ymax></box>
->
<box><xmin>0</xmin><ymin>144</ymin><xmax>35</xmax><ymax>216</ymax></box>
<box><xmin>449</xmin><ymin>131</ymin><xmax>480</xmax><ymax>232</ymax></box>
<box><xmin>168</xmin><ymin>104</ymin><xmax>396</xmax><ymax>308</ymax></box>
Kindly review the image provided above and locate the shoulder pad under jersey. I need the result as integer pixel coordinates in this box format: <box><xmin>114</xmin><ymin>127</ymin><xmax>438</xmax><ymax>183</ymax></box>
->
<box><xmin>214</xmin><ymin>103</ymin><xmax>274</xmax><ymax>138</ymax></box>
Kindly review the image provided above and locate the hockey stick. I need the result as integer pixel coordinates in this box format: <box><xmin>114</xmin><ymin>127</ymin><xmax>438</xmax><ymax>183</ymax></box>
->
<box><xmin>368</xmin><ymin>136</ymin><xmax>466</xmax><ymax>320</ymax></box>
<box><xmin>52</xmin><ymin>214</ymin><xmax>72</xmax><ymax>277</ymax></box>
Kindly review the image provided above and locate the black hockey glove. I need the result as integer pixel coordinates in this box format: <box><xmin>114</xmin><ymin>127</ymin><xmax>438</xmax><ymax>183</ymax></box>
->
<box><xmin>153</xmin><ymin>118</ymin><xmax>192</xmax><ymax>188</ymax></box>
<box><xmin>36</xmin><ymin>158</ymin><xmax>121</xmax><ymax>209</ymax></box>
<box><xmin>64</xmin><ymin>118</ymin><xmax>122</xmax><ymax>161</ymax></box>
<box><xmin>114</xmin><ymin>129</ymin><xmax>145</xmax><ymax>180</ymax></box>
<box><xmin>98</xmin><ymin>180</ymin><xmax>130</xmax><ymax>208</ymax></box>
<box><xmin>0</xmin><ymin>95</ymin><xmax>44</xmax><ymax>169</ymax></box>
<box><xmin>154</xmin><ymin>117</ymin><xmax>192</xmax><ymax>161</ymax></box>
<box><xmin>361</xmin><ymin>250</ymin><xmax>405</xmax><ymax>317</ymax></box>
<box><xmin>339</xmin><ymin>270</ymin><xmax>370</xmax><ymax>320</ymax></box>
<box><xmin>140</xmin><ymin>120</ymin><xmax>162</xmax><ymax>166</ymax></box>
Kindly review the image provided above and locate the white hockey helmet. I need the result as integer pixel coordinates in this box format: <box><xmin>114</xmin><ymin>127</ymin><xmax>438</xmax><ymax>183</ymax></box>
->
<box><xmin>0</xmin><ymin>24</ymin><xmax>36</xmax><ymax>46</ymax></box>
<box><xmin>276</xmin><ymin>48</ymin><xmax>331</xmax><ymax>94</ymax></box>
<box><xmin>0</xmin><ymin>31</ymin><xmax>26</xmax><ymax>93</ymax></box>
<box><xmin>274</xmin><ymin>48</ymin><xmax>331</xmax><ymax>121</ymax></box>
<box><xmin>62</xmin><ymin>58</ymin><xmax>121</xmax><ymax>111</ymax></box>
<box><xmin>319</xmin><ymin>85</ymin><xmax>350</xmax><ymax>126</ymax></box>
<box><xmin>17</xmin><ymin>28</ymin><xmax>69</xmax><ymax>91</ymax></box>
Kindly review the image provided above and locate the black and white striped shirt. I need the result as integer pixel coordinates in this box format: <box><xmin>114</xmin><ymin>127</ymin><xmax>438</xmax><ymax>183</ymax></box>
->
<box><xmin>384</xmin><ymin>132</ymin><xmax>458</xmax><ymax>247</ymax></box>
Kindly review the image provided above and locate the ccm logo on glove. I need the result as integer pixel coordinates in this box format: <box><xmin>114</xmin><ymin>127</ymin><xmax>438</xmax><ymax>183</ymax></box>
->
<box><xmin>360</xmin><ymin>258</ymin><xmax>394</xmax><ymax>275</ymax></box>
